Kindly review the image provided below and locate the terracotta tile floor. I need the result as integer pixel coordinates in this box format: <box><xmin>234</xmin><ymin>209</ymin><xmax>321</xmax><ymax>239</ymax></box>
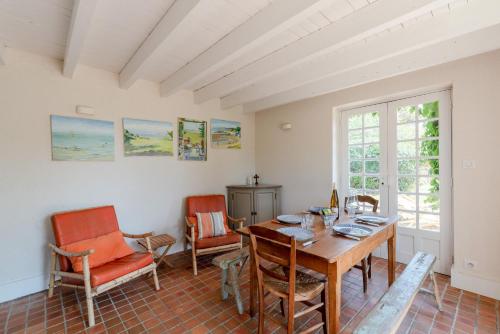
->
<box><xmin>1</xmin><ymin>252</ymin><xmax>498</xmax><ymax>334</ymax></box>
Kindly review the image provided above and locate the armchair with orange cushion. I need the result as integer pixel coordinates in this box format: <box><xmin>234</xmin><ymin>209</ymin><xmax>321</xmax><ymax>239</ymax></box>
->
<box><xmin>185</xmin><ymin>195</ymin><xmax>245</xmax><ymax>275</ymax></box>
<box><xmin>47</xmin><ymin>206</ymin><xmax>160</xmax><ymax>327</ymax></box>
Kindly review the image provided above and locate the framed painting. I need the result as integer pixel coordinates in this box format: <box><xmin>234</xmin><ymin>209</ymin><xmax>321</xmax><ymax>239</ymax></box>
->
<box><xmin>178</xmin><ymin>118</ymin><xmax>207</xmax><ymax>161</ymax></box>
<box><xmin>123</xmin><ymin>118</ymin><xmax>173</xmax><ymax>156</ymax></box>
<box><xmin>51</xmin><ymin>115</ymin><xmax>114</xmax><ymax>161</ymax></box>
<box><xmin>211</xmin><ymin>119</ymin><xmax>241</xmax><ymax>149</ymax></box>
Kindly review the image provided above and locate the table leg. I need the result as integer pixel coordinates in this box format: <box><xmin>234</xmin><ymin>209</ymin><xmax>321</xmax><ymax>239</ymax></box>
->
<box><xmin>249</xmin><ymin>241</ymin><xmax>257</xmax><ymax>317</ymax></box>
<box><xmin>387</xmin><ymin>226</ymin><xmax>396</xmax><ymax>286</ymax></box>
<box><xmin>327</xmin><ymin>261</ymin><xmax>341</xmax><ymax>334</ymax></box>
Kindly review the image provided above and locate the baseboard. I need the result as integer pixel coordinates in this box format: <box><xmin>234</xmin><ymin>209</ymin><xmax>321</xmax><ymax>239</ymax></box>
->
<box><xmin>451</xmin><ymin>265</ymin><xmax>500</xmax><ymax>300</ymax></box>
<box><xmin>0</xmin><ymin>274</ymin><xmax>48</xmax><ymax>303</ymax></box>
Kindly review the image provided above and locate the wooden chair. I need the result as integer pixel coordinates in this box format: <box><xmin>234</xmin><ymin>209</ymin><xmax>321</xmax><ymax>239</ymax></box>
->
<box><xmin>185</xmin><ymin>194</ymin><xmax>245</xmax><ymax>276</ymax></box>
<box><xmin>249</xmin><ymin>225</ymin><xmax>327</xmax><ymax>334</ymax></box>
<box><xmin>48</xmin><ymin>206</ymin><xmax>159</xmax><ymax>327</ymax></box>
<box><xmin>344</xmin><ymin>195</ymin><xmax>379</xmax><ymax>293</ymax></box>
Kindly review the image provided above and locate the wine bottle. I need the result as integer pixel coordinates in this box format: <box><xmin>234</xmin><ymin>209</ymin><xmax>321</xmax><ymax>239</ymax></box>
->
<box><xmin>330</xmin><ymin>183</ymin><xmax>340</xmax><ymax>221</ymax></box>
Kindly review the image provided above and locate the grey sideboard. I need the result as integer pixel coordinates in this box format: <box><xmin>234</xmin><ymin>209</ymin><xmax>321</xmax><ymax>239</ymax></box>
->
<box><xmin>227</xmin><ymin>184</ymin><xmax>281</xmax><ymax>227</ymax></box>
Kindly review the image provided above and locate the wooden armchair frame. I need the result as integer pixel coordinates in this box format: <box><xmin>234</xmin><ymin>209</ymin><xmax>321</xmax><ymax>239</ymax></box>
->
<box><xmin>185</xmin><ymin>216</ymin><xmax>245</xmax><ymax>275</ymax></box>
<box><xmin>48</xmin><ymin>232</ymin><xmax>160</xmax><ymax>327</ymax></box>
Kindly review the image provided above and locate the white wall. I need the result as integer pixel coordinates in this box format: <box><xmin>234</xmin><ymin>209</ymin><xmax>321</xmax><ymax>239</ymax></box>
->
<box><xmin>255</xmin><ymin>49</ymin><xmax>500</xmax><ymax>299</ymax></box>
<box><xmin>0</xmin><ymin>49</ymin><xmax>255</xmax><ymax>302</ymax></box>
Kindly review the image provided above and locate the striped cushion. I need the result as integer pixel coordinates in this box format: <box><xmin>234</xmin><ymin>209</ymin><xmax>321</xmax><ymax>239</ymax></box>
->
<box><xmin>196</xmin><ymin>211</ymin><xmax>227</xmax><ymax>239</ymax></box>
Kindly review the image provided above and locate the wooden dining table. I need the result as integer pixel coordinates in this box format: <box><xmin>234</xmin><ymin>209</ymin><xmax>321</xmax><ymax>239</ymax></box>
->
<box><xmin>237</xmin><ymin>213</ymin><xmax>398</xmax><ymax>334</ymax></box>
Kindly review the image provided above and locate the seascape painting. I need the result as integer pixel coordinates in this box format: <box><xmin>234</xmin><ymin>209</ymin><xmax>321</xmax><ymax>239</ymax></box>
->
<box><xmin>178</xmin><ymin>118</ymin><xmax>207</xmax><ymax>161</ymax></box>
<box><xmin>211</xmin><ymin>119</ymin><xmax>241</xmax><ymax>149</ymax></box>
<box><xmin>123</xmin><ymin>118</ymin><xmax>173</xmax><ymax>156</ymax></box>
<box><xmin>51</xmin><ymin>115</ymin><xmax>114</xmax><ymax>161</ymax></box>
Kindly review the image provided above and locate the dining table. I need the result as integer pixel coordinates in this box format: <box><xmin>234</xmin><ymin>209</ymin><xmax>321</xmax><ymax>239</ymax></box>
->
<box><xmin>237</xmin><ymin>213</ymin><xmax>398</xmax><ymax>334</ymax></box>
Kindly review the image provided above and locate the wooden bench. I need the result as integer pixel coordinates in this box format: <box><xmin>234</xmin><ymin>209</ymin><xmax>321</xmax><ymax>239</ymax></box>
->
<box><xmin>212</xmin><ymin>246</ymin><xmax>249</xmax><ymax>314</ymax></box>
<box><xmin>354</xmin><ymin>252</ymin><xmax>442</xmax><ymax>334</ymax></box>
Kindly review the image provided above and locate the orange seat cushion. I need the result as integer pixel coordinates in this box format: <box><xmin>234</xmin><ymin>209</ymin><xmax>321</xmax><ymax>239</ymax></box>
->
<box><xmin>61</xmin><ymin>231</ymin><xmax>134</xmax><ymax>272</ymax></box>
<box><xmin>89</xmin><ymin>253</ymin><xmax>153</xmax><ymax>287</ymax></box>
<box><xmin>62</xmin><ymin>253</ymin><xmax>154</xmax><ymax>287</ymax></box>
<box><xmin>195</xmin><ymin>231</ymin><xmax>241</xmax><ymax>249</ymax></box>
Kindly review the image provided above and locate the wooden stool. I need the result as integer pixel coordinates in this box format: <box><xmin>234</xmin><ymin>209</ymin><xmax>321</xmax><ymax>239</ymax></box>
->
<box><xmin>212</xmin><ymin>246</ymin><xmax>249</xmax><ymax>314</ymax></box>
<box><xmin>137</xmin><ymin>234</ymin><xmax>176</xmax><ymax>268</ymax></box>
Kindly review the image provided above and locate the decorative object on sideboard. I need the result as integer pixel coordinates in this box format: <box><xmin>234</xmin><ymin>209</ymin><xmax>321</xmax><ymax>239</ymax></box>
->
<box><xmin>178</xmin><ymin>118</ymin><xmax>207</xmax><ymax>161</ymax></box>
<box><xmin>123</xmin><ymin>118</ymin><xmax>173</xmax><ymax>157</ymax></box>
<box><xmin>51</xmin><ymin>115</ymin><xmax>114</xmax><ymax>161</ymax></box>
<box><xmin>211</xmin><ymin>119</ymin><xmax>241</xmax><ymax>149</ymax></box>
<box><xmin>253</xmin><ymin>174</ymin><xmax>260</xmax><ymax>185</ymax></box>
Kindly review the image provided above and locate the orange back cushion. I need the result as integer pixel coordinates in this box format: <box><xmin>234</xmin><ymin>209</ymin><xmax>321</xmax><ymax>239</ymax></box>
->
<box><xmin>186</xmin><ymin>195</ymin><xmax>229</xmax><ymax>237</ymax></box>
<box><xmin>61</xmin><ymin>231</ymin><xmax>134</xmax><ymax>272</ymax></box>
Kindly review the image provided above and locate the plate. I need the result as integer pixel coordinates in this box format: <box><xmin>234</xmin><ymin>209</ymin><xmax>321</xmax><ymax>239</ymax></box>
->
<box><xmin>277</xmin><ymin>214</ymin><xmax>302</xmax><ymax>224</ymax></box>
<box><xmin>308</xmin><ymin>206</ymin><xmax>327</xmax><ymax>215</ymax></box>
<box><xmin>277</xmin><ymin>227</ymin><xmax>314</xmax><ymax>241</ymax></box>
<box><xmin>333</xmin><ymin>223</ymin><xmax>373</xmax><ymax>238</ymax></box>
<box><xmin>356</xmin><ymin>215</ymin><xmax>389</xmax><ymax>224</ymax></box>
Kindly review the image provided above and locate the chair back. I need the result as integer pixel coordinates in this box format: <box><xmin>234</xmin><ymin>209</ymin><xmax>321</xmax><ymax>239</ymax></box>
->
<box><xmin>249</xmin><ymin>225</ymin><xmax>297</xmax><ymax>299</ymax></box>
<box><xmin>186</xmin><ymin>195</ymin><xmax>229</xmax><ymax>238</ymax></box>
<box><xmin>51</xmin><ymin>205</ymin><xmax>120</xmax><ymax>271</ymax></box>
<box><xmin>344</xmin><ymin>195</ymin><xmax>379</xmax><ymax>212</ymax></box>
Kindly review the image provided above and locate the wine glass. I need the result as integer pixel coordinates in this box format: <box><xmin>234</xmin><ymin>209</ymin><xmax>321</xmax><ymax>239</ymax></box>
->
<box><xmin>346</xmin><ymin>190</ymin><xmax>359</xmax><ymax>218</ymax></box>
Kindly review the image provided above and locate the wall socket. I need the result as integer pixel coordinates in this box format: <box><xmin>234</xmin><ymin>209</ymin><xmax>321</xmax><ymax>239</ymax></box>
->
<box><xmin>462</xmin><ymin>160</ymin><xmax>476</xmax><ymax>169</ymax></box>
<box><xmin>464</xmin><ymin>259</ymin><xmax>477</xmax><ymax>270</ymax></box>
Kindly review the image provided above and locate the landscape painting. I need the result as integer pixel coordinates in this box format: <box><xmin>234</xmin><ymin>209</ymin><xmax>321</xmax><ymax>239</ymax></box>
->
<box><xmin>211</xmin><ymin>119</ymin><xmax>241</xmax><ymax>149</ymax></box>
<box><xmin>123</xmin><ymin>118</ymin><xmax>173</xmax><ymax>156</ymax></box>
<box><xmin>178</xmin><ymin>118</ymin><xmax>207</xmax><ymax>161</ymax></box>
<box><xmin>51</xmin><ymin>115</ymin><xmax>114</xmax><ymax>161</ymax></box>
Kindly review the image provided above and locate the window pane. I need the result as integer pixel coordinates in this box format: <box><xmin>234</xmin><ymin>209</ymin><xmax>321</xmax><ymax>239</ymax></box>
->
<box><xmin>364</xmin><ymin>112</ymin><xmax>379</xmax><ymax>127</ymax></box>
<box><xmin>364</xmin><ymin>144</ymin><xmax>380</xmax><ymax>159</ymax></box>
<box><xmin>350</xmin><ymin>176</ymin><xmax>362</xmax><ymax>189</ymax></box>
<box><xmin>364</xmin><ymin>128</ymin><xmax>379</xmax><ymax>143</ymax></box>
<box><xmin>419</xmin><ymin>101</ymin><xmax>439</xmax><ymax>120</ymax></box>
<box><xmin>419</xmin><ymin>194</ymin><xmax>440</xmax><ymax>213</ymax></box>
<box><xmin>365</xmin><ymin>176</ymin><xmax>379</xmax><ymax>190</ymax></box>
<box><xmin>398</xmin><ymin>211</ymin><xmax>416</xmax><ymax>229</ymax></box>
<box><xmin>348</xmin><ymin>129</ymin><xmax>362</xmax><ymax>145</ymax></box>
<box><xmin>420</xmin><ymin>214</ymin><xmax>440</xmax><ymax>231</ymax></box>
<box><xmin>397</xmin><ymin>105</ymin><xmax>416</xmax><ymax>123</ymax></box>
<box><xmin>349</xmin><ymin>145</ymin><xmax>363</xmax><ymax>159</ymax></box>
<box><xmin>419</xmin><ymin>139</ymin><xmax>439</xmax><ymax>157</ymax></box>
<box><xmin>398</xmin><ymin>176</ymin><xmax>416</xmax><ymax>193</ymax></box>
<box><xmin>398</xmin><ymin>159</ymin><xmax>416</xmax><ymax>175</ymax></box>
<box><xmin>397</xmin><ymin>123</ymin><xmax>416</xmax><ymax>141</ymax></box>
<box><xmin>419</xmin><ymin>159</ymin><xmax>439</xmax><ymax>176</ymax></box>
<box><xmin>419</xmin><ymin>120</ymin><xmax>439</xmax><ymax>138</ymax></box>
<box><xmin>350</xmin><ymin>160</ymin><xmax>362</xmax><ymax>173</ymax></box>
<box><xmin>365</xmin><ymin>160</ymin><xmax>379</xmax><ymax>174</ymax></box>
<box><xmin>398</xmin><ymin>194</ymin><xmax>416</xmax><ymax>211</ymax></box>
<box><xmin>419</xmin><ymin>177</ymin><xmax>439</xmax><ymax>193</ymax></box>
<box><xmin>397</xmin><ymin>141</ymin><xmax>416</xmax><ymax>158</ymax></box>
<box><xmin>348</xmin><ymin>114</ymin><xmax>362</xmax><ymax>129</ymax></box>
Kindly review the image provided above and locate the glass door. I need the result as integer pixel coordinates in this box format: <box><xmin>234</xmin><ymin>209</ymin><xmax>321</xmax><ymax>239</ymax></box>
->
<box><xmin>341</xmin><ymin>91</ymin><xmax>452</xmax><ymax>275</ymax></box>
<box><xmin>388</xmin><ymin>91</ymin><xmax>452</xmax><ymax>274</ymax></box>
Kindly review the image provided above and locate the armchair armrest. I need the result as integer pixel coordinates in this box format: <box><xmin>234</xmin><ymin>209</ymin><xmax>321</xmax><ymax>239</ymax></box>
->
<box><xmin>185</xmin><ymin>216</ymin><xmax>194</xmax><ymax>228</ymax></box>
<box><xmin>48</xmin><ymin>243</ymin><xmax>94</xmax><ymax>257</ymax></box>
<box><xmin>122</xmin><ymin>232</ymin><xmax>153</xmax><ymax>239</ymax></box>
<box><xmin>228</xmin><ymin>216</ymin><xmax>245</xmax><ymax>229</ymax></box>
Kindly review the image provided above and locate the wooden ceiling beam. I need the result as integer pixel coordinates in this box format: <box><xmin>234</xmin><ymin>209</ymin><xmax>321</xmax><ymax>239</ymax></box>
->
<box><xmin>194</xmin><ymin>0</ymin><xmax>450</xmax><ymax>103</ymax></box>
<box><xmin>119</xmin><ymin>0</ymin><xmax>201</xmax><ymax>89</ymax></box>
<box><xmin>222</xmin><ymin>0</ymin><xmax>500</xmax><ymax>108</ymax></box>
<box><xmin>159</xmin><ymin>0</ymin><xmax>331</xmax><ymax>98</ymax></box>
<box><xmin>242</xmin><ymin>24</ymin><xmax>500</xmax><ymax>112</ymax></box>
<box><xmin>62</xmin><ymin>0</ymin><xmax>98</xmax><ymax>78</ymax></box>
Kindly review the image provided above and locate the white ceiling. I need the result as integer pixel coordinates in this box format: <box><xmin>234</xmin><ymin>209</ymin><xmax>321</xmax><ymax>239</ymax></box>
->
<box><xmin>1</xmin><ymin>0</ymin><xmax>500</xmax><ymax>112</ymax></box>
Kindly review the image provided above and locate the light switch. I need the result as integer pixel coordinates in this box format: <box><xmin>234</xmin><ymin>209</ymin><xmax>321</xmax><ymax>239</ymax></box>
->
<box><xmin>462</xmin><ymin>160</ymin><xmax>476</xmax><ymax>169</ymax></box>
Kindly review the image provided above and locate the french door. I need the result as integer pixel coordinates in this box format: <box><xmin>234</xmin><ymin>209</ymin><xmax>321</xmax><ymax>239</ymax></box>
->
<box><xmin>341</xmin><ymin>91</ymin><xmax>452</xmax><ymax>275</ymax></box>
